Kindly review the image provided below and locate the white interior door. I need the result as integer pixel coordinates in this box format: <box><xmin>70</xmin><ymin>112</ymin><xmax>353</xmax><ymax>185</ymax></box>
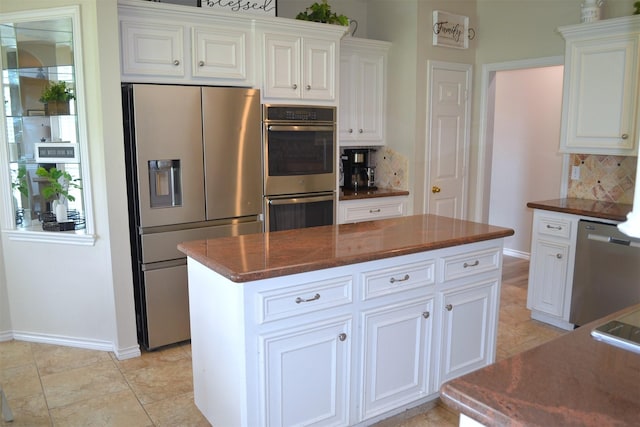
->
<box><xmin>426</xmin><ymin>61</ymin><xmax>472</xmax><ymax>219</ymax></box>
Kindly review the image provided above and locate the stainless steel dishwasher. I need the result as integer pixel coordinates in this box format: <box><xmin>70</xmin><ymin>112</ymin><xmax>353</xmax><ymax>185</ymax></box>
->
<box><xmin>570</xmin><ymin>219</ymin><xmax>640</xmax><ymax>326</ymax></box>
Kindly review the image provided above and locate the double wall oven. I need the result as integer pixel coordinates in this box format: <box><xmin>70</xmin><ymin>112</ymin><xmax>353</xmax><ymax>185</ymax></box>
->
<box><xmin>263</xmin><ymin>105</ymin><xmax>336</xmax><ymax>232</ymax></box>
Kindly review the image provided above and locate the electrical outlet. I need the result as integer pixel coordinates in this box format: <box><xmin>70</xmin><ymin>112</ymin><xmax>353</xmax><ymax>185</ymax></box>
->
<box><xmin>571</xmin><ymin>165</ymin><xmax>581</xmax><ymax>180</ymax></box>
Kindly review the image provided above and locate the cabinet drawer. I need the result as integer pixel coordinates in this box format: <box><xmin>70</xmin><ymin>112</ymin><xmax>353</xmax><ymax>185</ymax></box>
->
<box><xmin>537</xmin><ymin>216</ymin><xmax>572</xmax><ymax>239</ymax></box>
<box><xmin>442</xmin><ymin>248</ymin><xmax>501</xmax><ymax>282</ymax></box>
<box><xmin>361</xmin><ymin>260</ymin><xmax>435</xmax><ymax>301</ymax></box>
<box><xmin>341</xmin><ymin>198</ymin><xmax>406</xmax><ymax>223</ymax></box>
<box><xmin>256</xmin><ymin>276</ymin><xmax>352</xmax><ymax>324</ymax></box>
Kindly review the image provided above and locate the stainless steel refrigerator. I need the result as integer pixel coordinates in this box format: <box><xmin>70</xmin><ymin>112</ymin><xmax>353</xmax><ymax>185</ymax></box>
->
<box><xmin>122</xmin><ymin>84</ymin><xmax>263</xmax><ymax>350</ymax></box>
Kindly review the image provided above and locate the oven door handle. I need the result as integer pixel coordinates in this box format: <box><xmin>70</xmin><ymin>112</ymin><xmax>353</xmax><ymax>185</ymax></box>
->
<box><xmin>267</xmin><ymin>125</ymin><xmax>335</xmax><ymax>132</ymax></box>
<box><xmin>268</xmin><ymin>194</ymin><xmax>334</xmax><ymax>206</ymax></box>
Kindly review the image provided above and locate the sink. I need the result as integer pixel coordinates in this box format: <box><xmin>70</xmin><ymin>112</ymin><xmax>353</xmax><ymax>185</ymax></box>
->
<box><xmin>591</xmin><ymin>308</ymin><xmax>640</xmax><ymax>354</ymax></box>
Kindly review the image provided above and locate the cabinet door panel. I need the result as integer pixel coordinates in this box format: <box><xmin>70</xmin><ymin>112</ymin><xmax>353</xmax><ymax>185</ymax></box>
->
<box><xmin>192</xmin><ymin>27</ymin><xmax>248</xmax><ymax>80</ymax></box>
<box><xmin>303</xmin><ymin>38</ymin><xmax>335</xmax><ymax>100</ymax></box>
<box><xmin>261</xmin><ymin>318</ymin><xmax>351</xmax><ymax>427</ymax></box>
<box><xmin>264</xmin><ymin>34</ymin><xmax>300</xmax><ymax>99</ymax></box>
<box><xmin>121</xmin><ymin>21</ymin><xmax>185</xmax><ymax>76</ymax></box>
<box><xmin>528</xmin><ymin>240</ymin><xmax>569</xmax><ymax>317</ymax></box>
<box><xmin>360</xmin><ymin>298</ymin><xmax>434</xmax><ymax>420</ymax></box>
<box><xmin>357</xmin><ymin>54</ymin><xmax>385</xmax><ymax>141</ymax></box>
<box><xmin>439</xmin><ymin>280</ymin><xmax>498</xmax><ymax>385</ymax></box>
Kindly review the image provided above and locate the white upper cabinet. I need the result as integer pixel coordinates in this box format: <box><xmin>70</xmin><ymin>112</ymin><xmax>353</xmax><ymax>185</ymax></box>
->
<box><xmin>339</xmin><ymin>38</ymin><xmax>390</xmax><ymax>146</ymax></box>
<box><xmin>257</xmin><ymin>19</ymin><xmax>346</xmax><ymax>104</ymax></box>
<box><xmin>118</xmin><ymin>1</ymin><xmax>254</xmax><ymax>86</ymax></box>
<box><xmin>559</xmin><ymin>16</ymin><xmax>640</xmax><ymax>155</ymax></box>
<box><xmin>261</xmin><ymin>30</ymin><xmax>340</xmax><ymax>102</ymax></box>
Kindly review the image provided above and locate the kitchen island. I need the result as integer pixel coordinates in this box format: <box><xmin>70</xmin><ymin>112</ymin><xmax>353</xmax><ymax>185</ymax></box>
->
<box><xmin>178</xmin><ymin>214</ymin><xmax>514</xmax><ymax>427</ymax></box>
<box><xmin>440</xmin><ymin>303</ymin><xmax>640</xmax><ymax>426</ymax></box>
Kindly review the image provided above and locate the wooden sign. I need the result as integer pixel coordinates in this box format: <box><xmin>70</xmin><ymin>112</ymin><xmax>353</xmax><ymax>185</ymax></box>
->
<box><xmin>432</xmin><ymin>10</ymin><xmax>469</xmax><ymax>49</ymax></box>
<box><xmin>200</xmin><ymin>0</ymin><xmax>276</xmax><ymax>16</ymax></box>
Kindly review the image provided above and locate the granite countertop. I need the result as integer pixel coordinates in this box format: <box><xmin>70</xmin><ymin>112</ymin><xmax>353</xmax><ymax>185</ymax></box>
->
<box><xmin>440</xmin><ymin>303</ymin><xmax>640</xmax><ymax>427</ymax></box>
<box><xmin>527</xmin><ymin>198</ymin><xmax>633</xmax><ymax>222</ymax></box>
<box><xmin>177</xmin><ymin>214</ymin><xmax>514</xmax><ymax>282</ymax></box>
<box><xmin>339</xmin><ymin>186</ymin><xmax>410</xmax><ymax>201</ymax></box>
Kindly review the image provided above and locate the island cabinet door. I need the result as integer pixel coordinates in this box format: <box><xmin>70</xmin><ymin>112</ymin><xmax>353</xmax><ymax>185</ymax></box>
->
<box><xmin>259</xmin><ymin>317</ymin><xmax>352</xmax><ymax>427</ymax></box>
<box><xmin>359</xmin><ymin>297</ymin><xmax>435</xmax><ymax>421</ymax></box>
<box><xmin>437</xmin><ymin>279</ymin><xmax>499</xmax><ymax>385</ymax></box>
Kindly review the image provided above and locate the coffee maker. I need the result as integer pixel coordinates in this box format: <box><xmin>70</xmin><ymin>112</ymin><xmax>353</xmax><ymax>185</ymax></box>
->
<box><xmin>341</xmin><ymin>148</ymin><xmax>376</xmax><ymax>191</ymax></box>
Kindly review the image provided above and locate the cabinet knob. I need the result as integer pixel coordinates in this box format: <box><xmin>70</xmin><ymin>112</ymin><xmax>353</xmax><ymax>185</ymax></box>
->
<box><xmin>338</xmin><ymin>333</ymin><xmax>347</xmax><ymax>341</ymax></box>
<box><xmin>556</xmin><ymin>253</ymin><xmax>563</xmax><ymax>259</ymax></box>
<box><xmin>198</xmin><ymin>60</ymin><xmax>205</xmax><ymax>67</ymax></box>
<box><xmin>348</xmin><ymin>129</ymin><xmax>353</xmax><ymax>134</ymax></box>
<box><xmin>445</xmin><ymin>304</ymin><xmax>453</xmax><ymax>311</ymax></box>
<box><xmin>432</xmin><ymin>186</ymin><xmax>441</xmax><ymax>193</ymax></box>
<box><xmin>306</xmin><ymin>85</ymin><xmax>311</xmax><ymax>90</ymax></box>
<box><xmin>173</xmin><ymin>59</ymin><xmax>180</xmax><ymax>66</ymax></box>
<box><xmin>389</xmin><ymin>274</ymin><xmax>410</xmax><ymax>284</ymax></box>
<box><xmin>292</xmin><ymin>83</ymin><xmax>298</xmax><ymax>90</ymax></box>
<box><xmin>422</xmin><ymin>311</ymin><xmax>430</xmax><ymax>319</ymax></box>
<box><xmin>622</xmin><ymin>134</ymin><xmax>629</xmax><ymax>140</ymax></box>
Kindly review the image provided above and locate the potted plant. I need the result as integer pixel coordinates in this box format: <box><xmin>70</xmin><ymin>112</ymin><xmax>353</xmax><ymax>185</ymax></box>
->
<box><xmin>35</xmin><ymin>166</ymin><xmax>81</xmax><ymax>223</ymax></box>
<box><xmin>39</xmin><ymin>81</ymin><xmax>75</xmax><ymax>115</ymax></box>
<box><xmin>296</xmin><ymin>0</ymin><xmax>349</xmax><ymax>26</ymax></box>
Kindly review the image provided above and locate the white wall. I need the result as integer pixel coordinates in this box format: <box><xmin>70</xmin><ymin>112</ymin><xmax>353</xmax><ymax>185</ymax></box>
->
<box><xmin>0</xmin><ymin>0</ymin><xmax>138</xmax><ymax>358</ymax></box>
<box><xmin>488</xmin><ymin>66</ymin><xmax>564</xmax><ymax>256</ymax></box>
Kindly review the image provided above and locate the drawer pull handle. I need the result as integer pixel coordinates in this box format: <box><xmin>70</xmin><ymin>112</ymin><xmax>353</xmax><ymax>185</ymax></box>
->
<box><xmin>445</xmin><ymin>304</ymin><xmax>453</xmax><ymax>311</ymax></box>
<box><xmin>389</xmin><ymin>274</ymin><xmax>410</xmax><ymax>283</ymax></box>
<box><xmin>338</xmin><ymin>333</ymin><xmax>347</xmax><ymax>341</ymax></box>
<box><xmin>546</xmin><ymin>224</ymin><xmax>562</xmax><ymax>230</ymax></box>
<box><xmin>422</xmin><ymin>311</ymin><xmax>430</xmax><ymax>319</ymax></box>
<box><xmin>369</xmin><ymin>209</ymin><xmax>381</xmax><ymax>213</ymax></box>
<box><xmin>463</xmin><ymin>260</ymin><xmax>479</xmax><ymax>268</ymax></box>
<box><xmin>295</xmin><ymin>293</ymin><xmax>320</xmax><ymax>304</ymax></box>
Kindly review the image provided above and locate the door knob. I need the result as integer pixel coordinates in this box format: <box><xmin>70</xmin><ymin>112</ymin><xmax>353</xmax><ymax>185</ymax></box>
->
<box><xmin>432</xmin><ymin>186</ymin><xmax>441</xmax><ymax>193</ymax></box>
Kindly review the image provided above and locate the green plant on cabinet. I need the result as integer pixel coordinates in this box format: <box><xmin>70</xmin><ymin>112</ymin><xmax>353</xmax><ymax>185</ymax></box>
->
<box><xmin>39</xmin><ymin>81</ymin><xmax>75</xmax><ymax>115</ymax></box>
<box><xmin>296</xmin><ymin>0</ymin><xmax>349</xmax><ymax>25</ymax></box>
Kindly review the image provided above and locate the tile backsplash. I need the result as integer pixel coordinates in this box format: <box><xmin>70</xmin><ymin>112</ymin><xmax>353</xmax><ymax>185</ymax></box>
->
<box><xmin>372</xmin><ymin>147</ymin><xmax>408</xmax><ymax>190</ymax></box>
<box><xmin>567</xmin><ymin>154</ymin><xmax>636</xmax><ymax>204</ymax></box>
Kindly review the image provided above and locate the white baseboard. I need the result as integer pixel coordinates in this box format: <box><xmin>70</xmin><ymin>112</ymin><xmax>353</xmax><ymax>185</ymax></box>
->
<box><xmin>12</xmin><ymin>331</ymin><xmax>114</xmax><ymax>353</ymax></box>
<box><xmin>0</xmin><ymin>330</ymin><xmax>13</xmax><ymax>342</ymax></box>
<box><xmin>503</xmin><ymin>248</ymin><xmax>530</xmax><ymax>260</ymax></box>
<box><xmin>114</xmin><ymin>344</ymin><xmax>141</xmax><ymax>360</ymax></box>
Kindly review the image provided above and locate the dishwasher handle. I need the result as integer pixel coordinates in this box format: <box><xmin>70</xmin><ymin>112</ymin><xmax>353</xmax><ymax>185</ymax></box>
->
<box><xmin>587</xmin><ymin>233</ymin><xmax>638</xmax><ymax>247</ymax></box>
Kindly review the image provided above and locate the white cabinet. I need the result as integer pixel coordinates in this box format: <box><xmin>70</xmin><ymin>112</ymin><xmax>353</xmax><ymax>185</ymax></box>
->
<box><xmin>120</xmin><ymin>20</ymin><xmax>186</xmax><ymax>77</ymax></box>
<box><xmin>188</xmin><ymin>239</ymin><xmax>506</xmax><ymax>427</ymax></box>
<box><xmin>438</xmin><ymin>280</ymin><xmax>499</xmax><ymax>384</ymax></box>
<box><xmin>358</xmin><ymin>258</ymin><xmax>436</xmax><ymax>420</ymax></box>
<box><xmin>262</xmin><ymin>31</ymin><xmax>338</xmax><ymax>102</ymax></box>
<box><xmin>527</xmin><ymin>210</ymin><xmax>579</xmax><ymax>330</ymax></box>
<box><xmin>338</xmin><ymin>196</ymin><xmax>408</xmax><ymax>224</ymax></box>
<box><xmin>436</xmin><ymin>247</ymin><xmax>501</xmax><ymax>385</ymax></box>
<box><xmin>261</xmin><ymin>318</ymin><xmax>352</xmax><ymax>427</ymax></box>
<box><xmin>339</xmin><ymin>38</ymin><xmax>390</xmax><ymax>146</ymax></box>
<box><xmin>558</xmin><ymin>16</ymin><xmax>640</xmax><ymax>155</ymax></box>
<box><xmin>118</xmin><ymin>1</ymin><xmax>254</xmax><ymax>85</ymax></box>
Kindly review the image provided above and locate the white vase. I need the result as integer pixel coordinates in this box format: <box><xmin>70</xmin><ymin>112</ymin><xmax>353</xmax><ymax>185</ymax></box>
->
<box><xmin>54</xmin><ymin>200</ymin><xmax>68</xmax><ymax>222</ymax></box>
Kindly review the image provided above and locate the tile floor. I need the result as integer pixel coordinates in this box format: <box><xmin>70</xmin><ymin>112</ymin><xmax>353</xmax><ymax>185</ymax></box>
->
<box><xmin>0</xmin><ymin>257</ymin><xmax>565</xmax><ymax>427</ymax></box>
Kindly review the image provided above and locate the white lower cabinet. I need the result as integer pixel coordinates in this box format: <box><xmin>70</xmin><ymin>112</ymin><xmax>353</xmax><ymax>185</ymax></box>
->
<box><xmin>260</xmin><ymin>317</ymin><xmax>352</xmax><ymax>427</ymax></box>
<box><xmin>360</xmin><ymin>297</ymin><xmax>435</xmax><ymax>420</ymax></box>
<box><xmin>437</xmin><ymin>279</ymin><xmax>499</xmax><ymax>384</ymax></box>
<box><xmin>527</xmin><ymin>210</ymin><xmax>578</xmax><ymax>330</ymax></box>
<box><xmin>188</xmin><ymin>239</ymin><xmax>504</xmax><ymax>427</ymax></box>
